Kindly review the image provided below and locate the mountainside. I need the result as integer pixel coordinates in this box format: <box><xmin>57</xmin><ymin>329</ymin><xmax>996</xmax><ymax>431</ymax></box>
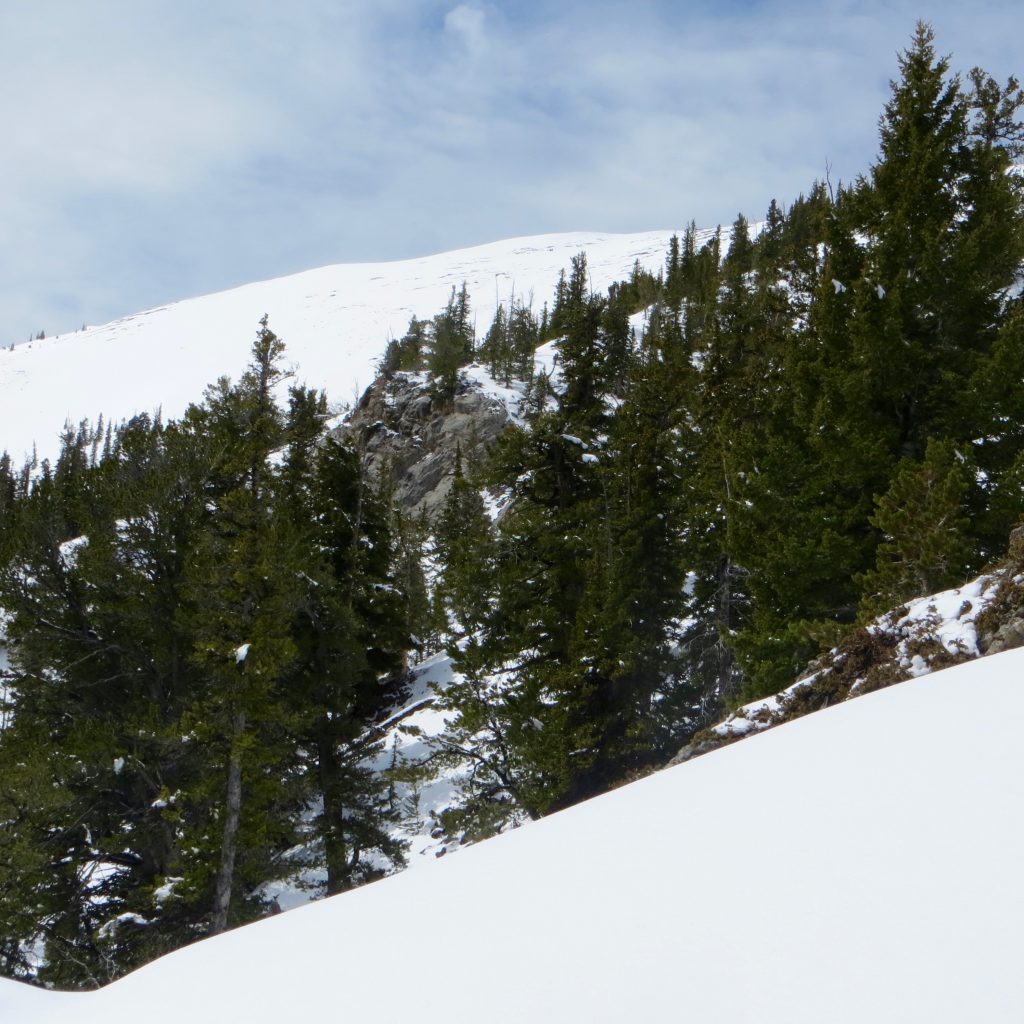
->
<box><xmin>0</xmin><ymin>230</ymin><xmax>701</xmax><ymax>466</ymax></box>
<box><xmin>3</xmin><ymin>24</ymin><xmax>1023</xmax><ymax>999</ymax></box>
<box><xmin>4</xmin><ymin>647</ymin><xmax>1024</xmax><ymax>1023</ymax></box>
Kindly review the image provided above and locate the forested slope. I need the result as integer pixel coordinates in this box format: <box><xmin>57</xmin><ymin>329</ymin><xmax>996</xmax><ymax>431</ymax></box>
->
<box><xmin>2</xmin><ymin>23</ymin><xmax>1023</xmax><ymax>989</ymax></box>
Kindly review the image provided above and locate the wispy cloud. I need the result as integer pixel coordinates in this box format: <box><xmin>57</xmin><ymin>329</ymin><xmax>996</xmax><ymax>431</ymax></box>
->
<box><xmin>444</xmin><ymin>4</ymin><xmax>489</xmax><ymax>55</ymax></box>
<box><xmin>1</xmin><ymin>0</ymin><xmax>1021</xmax><ymax>346</ymax></box>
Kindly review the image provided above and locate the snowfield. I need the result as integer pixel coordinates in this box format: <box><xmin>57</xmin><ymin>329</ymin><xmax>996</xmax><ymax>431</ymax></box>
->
<box><xmin>0</xmin><ymin>229</ymin><xmax>710</xmax><ymax>466</ymax></box>
<box><xmin>4</xmin><ymin>647</ymin><xmax>1023</xmax><ymax>1023</ymax></box>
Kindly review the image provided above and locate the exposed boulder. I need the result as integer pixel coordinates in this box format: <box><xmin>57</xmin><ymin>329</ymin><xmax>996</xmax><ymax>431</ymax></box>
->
<box><xmin>974</xmin><ymin>528</ymin><xmax>1024</xmax><ymax>655</ymax></box>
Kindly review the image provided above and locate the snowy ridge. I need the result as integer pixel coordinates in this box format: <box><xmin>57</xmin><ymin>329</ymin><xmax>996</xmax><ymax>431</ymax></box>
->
<box><xmin>5</xmin><ymin>647</ymin><xmax>1024</xmax><ymax>1022</ymax></box>
<box><xmin>0</xmin><ymin>229</ymin><xmax>711</xmax><ymax>466</ymax></box>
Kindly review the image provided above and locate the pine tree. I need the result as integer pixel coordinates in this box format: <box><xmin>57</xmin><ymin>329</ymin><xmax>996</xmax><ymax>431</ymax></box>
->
<box><xmin>858</xmin><ymin>439</ymin><xmax>974</xmax><ymax>616</ymax></box>
<box><xmin>550</xmin><ymin>254</ymin><xmax>607</xmax><ymax>424</ymax></box>
<box><xmin>391</xmin><ymin>505</ymin><xmax>439</xmax><ymax>662</ymax></box>
<box><xmin>434</xmin><ymin>448</ymin><xmax>497</xmax><ymax>638</ymax></box>
<box><xmin>560</xmin><ymin>341</ymin><xmax>697</xmax><ymax>794</ymax></box>
<box><xmin>722</xmin><ymin>26</ymin><xmax>1024</xmax><ymax>695</ymax></box>
<box><xmin>285</xmin><ymin>436</ymin><xmax>409</xmax><ymax>896</ymax></box>
<box><xmin>0</xmin><ymin>411</ymin><xmax>216</xmax><ymax>982</ymax></box>
<box><xmin>851</xmin><ymin>22</ymin><xmax>1002</xmax><ymax>463</ymax></box>
<box><xmin>0</xmin><ymin>317</ymin><xmax>419</xmax><ymax>981</ymax></box>
<box><xmin>181</xmin><ymin>318</ymin><xmax>305</xmax><ymax>935</ymax></box>
<box><xmin>380</xmin><ymin>317</ymin><xmax>429</xmax><ymax>375</ymax></box>
<box><xmin>479</xmin><ymin>303</ymin><xmax>510</xmax><ymax>381</ymax></box>
<box><xmin>429</xmin><ymin>284</ymin><xmax>474</xmax><ymax>405</ymax></box>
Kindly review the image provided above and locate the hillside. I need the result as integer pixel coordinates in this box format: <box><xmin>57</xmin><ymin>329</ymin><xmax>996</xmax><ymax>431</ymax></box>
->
<box><xmin>4</xmin><ymin>647</ymin><xmax>1023</xmax><ymax>1023</ymax></box>
<box><xmin>2</xmin><ymin>24</ymin><xmax>1023</xmax><ymax>997</ymax></box>
<box><xmin>0</xmin><ymin>229</ymin><xmax>703</xmax><ymax>466</ymax></box>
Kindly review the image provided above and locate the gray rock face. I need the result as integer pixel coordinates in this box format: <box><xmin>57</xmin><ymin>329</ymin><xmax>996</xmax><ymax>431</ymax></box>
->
<box><xmin>335</xmin><ymin>370</ymin><xmax>515</xmax><ymax>515</ymax></box>
<box><xmin>980</xmin><ymin>613</ymin><xmax>1024</xmax><ymax>655</ymax></box>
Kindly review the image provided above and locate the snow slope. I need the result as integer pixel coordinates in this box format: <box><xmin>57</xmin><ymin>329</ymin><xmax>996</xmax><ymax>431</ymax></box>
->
<box><xmin>5</xmin><ymin>648</ymin><xmax>1023</xmax><ymax>1023</ymax></box>
<box><xmin>0</xmin><ymin>230</ymin><xmax>709</xmax><ymax>465</ymax></box>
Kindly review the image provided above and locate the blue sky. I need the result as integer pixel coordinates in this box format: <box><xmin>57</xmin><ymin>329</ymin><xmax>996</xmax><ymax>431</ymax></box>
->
<box><xmin>1</xmin><ymin>0</ymin><xmax>1022</xmax><ymax>345</ymax></box>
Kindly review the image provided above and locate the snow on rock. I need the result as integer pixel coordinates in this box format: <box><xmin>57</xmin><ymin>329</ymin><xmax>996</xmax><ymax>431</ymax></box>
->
<box><xmin>96</xmin><ymin>914</ymin><xmax>149</xmax><ymax>941</ymax></box>
<box><xmin>342</xmin><ymin>368</ymin><xmax>515</xmax><ymax>514</ymax></box>
<box><xmin>886</xmin><ymin>573</ymin><xmax>992</xmax><ymax>659</ymax></box>
<box><xmin>341</xmin><ymin>321</ymin><xmax>577</xmax><ymax>516</ymax></box>
<box><xmin>702</xmin><ymin>571</ymin><xmax>1002</xmax><ymax>748</ymax></box>
<box><xmin>6</xmin><ymin>648</ymin><xmax>1024</xmax><ymax>1022</ymax></box>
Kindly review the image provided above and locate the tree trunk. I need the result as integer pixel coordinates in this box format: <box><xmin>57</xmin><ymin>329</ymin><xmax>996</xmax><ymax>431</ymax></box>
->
<box><xmin>317</xmin><ymin>721</ymin><xmax>348</xmax><ymax>897</ymax></box>
<box><xmin>210</xmin><ymin>711</ymin><xmax>246</xmax><ymax>935</ymax></box>
<box><xmin>715</xmin><ymin>556</ymin><xmax>737</xmax><ymax>702</ymax></box>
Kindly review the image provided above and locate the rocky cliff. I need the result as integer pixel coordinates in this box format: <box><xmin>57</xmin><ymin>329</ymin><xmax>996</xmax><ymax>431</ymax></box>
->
<box><xmin>336</xmin><ymin>367</ymin><xmax>527</xmax><ymax>516</ymax></box>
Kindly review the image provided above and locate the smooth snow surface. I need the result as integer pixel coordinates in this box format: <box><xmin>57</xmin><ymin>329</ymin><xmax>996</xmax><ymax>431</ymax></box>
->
<box><xmin>0</xmin><ymin>230</ymin><xmax>705</xmax><ymax>464</ymax></box>
<box><xmin>5</xmin><ymin>648</ymin><xmax>1024</xmax><ymax>1023</ymax></box>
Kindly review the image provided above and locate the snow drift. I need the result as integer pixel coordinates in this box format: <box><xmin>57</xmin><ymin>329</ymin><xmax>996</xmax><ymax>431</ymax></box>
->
<box><xmin>4</xmin><ymin>647</ymin><xmax>1023</xmax><ymax>1023</ymax></box>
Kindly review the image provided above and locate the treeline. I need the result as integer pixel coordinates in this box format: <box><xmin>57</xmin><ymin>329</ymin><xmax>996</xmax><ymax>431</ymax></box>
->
<box><xmin>1</xmin><ymin>21</ymin><xmax>1023</xmax><ymax>989</ymax></box>
<box><xmin>0</xmin><ymin>320</ymin><xmax>427</xmax><ymax>986</ymax></box>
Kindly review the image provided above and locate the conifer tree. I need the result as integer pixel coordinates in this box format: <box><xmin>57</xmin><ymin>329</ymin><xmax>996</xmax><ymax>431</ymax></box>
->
<box><xmin>858</xmin><ymin>439</ymin><xmax>974</xmax><ymax>616</ymax></box>
<box><xmin>724</xmin><ymin>25</ymin><xmax>1024</xmax><ymax>695</ymax></box>
<box><xmin>0</xmin><ymin>317</ymin><xmax>419</xmax><ymax>982</ymax></box>
<box><xmin>284</xmin><ymin>436</ymin><xmax>409</xmax><ymax>896</ymax></box>
<box><xmin>479</xmin><ymin>303</ymin><xmax>510</xmax><ymax>381</ymax></box>
<box><xmin>434</xmin><ymin>448</ymin><xmax>497</xmax><ymax>638</ymax></box>
<box><xmin>181</xmin><ymin>317</ymin><xmax>304</xmax><ymax>935</ymax></box>
<box><xmin>429</xmin><ymin>284</ymin><xmax>474</xmax><ymax>405</ymax></box>
<box><xmin>0</xmin><ymin>411</ymin><xmax>216</xmax><ymax>981</ymax></box>
<box><xmin>391</xmin><ymin>505</ymin><xmax>439</xmax><ymax>662</ymax></box>
<box><xmin>380</xmin><ymin>317</ymin><xmax>429</xmax><ymax>375</ymax></box>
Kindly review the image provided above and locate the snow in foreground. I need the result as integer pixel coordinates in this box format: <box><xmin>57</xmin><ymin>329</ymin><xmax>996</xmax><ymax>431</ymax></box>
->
<box><xmin>4</xmin><ymin>647</ymin><xmax>1023</xmax><ymax>1023</ymax></box>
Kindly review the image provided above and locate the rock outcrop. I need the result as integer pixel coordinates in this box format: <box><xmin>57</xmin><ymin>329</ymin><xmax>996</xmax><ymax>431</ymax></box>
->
<box><xmin>336</xmin><ymin>369</ymin><xmax>519</xmax><ymax>516</ymax></box>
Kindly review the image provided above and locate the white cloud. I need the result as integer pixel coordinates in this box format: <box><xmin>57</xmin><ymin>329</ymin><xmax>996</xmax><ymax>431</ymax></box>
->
<box><xmin>0</xmin><ymin>0</ymin><xmax>1022</xmax><ymax>348</ymax></box>
<box><xmin>444</xmin><ymin>4</ymin><xmax>488</xmax><ymax>55</ymax></box>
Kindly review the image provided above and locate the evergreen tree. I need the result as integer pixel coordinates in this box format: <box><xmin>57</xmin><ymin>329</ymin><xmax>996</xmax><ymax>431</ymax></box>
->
<box><xmin>858</xmin><ymin>439</ymin><xmax>974</xmax><ymax>616</ymax></box>
<box><xmin>722</xmin><ymin>25</ymin><xmax>1024</xmax><ymax>695</ymax></box>
<box><xmin>380</xmin><ymin>317</ymin><xmax>429</xmax><ymax>376</ymax></box>
<box><xmin>391</xmin><ymin>505</ymin><xmax>439</xmax><ymax>662</ymax></box>
<box><xmin>0</xmin><ymin>317</ymin><xmax>419</xmax><ymax>983</ymax></box>
<box><xmin>0</xmin><ymin>412</ymin><xmax>215</xmax><ymax>982</ymax></box>
<box><xmin>285</xmin><ymin>437</ymin><xmax>409</xmax><ymax>896</ymax></box>
<box><xmin>180</xmin><ymin>317</ymin><xmax>304</xmax><ymax>935</ymax></box>
<box><xmin>429</xmin><ymin>284</ymin><xmax>474</xmax><ymax>405</ymax></box>
<box><xmin>550</xmin><ymin>254</ymin><xmax>607</xmax><ymax>424</ymax></box>
<box><xmin>434</xmin><ymin>448</ymin><xmax>497</xmax><ymax>638</ymax></box>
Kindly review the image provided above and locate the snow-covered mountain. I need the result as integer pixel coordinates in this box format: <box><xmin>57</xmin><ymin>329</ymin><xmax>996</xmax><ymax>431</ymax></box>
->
<box><xmin>4</xmin><ymin>647</ymin><xmax>1023</xmax><ymax>1023</ymax></box>
<box><xmin>0</xmin><ymin>230</ymin><xmax>709</xmax><ymax>466</ymax></box>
